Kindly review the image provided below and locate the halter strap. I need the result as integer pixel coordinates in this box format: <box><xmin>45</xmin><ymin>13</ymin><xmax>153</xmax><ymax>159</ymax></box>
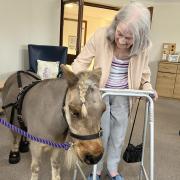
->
<box><xmin>69</xmin><ymin>128</ymin><xmax>103</xmax><ymax>141</ymax></box>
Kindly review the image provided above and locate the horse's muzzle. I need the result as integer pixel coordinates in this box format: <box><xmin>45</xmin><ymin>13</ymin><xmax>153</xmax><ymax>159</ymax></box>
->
<box><xmin>84</xmin><ymin>152</ymin><xmax>103</xmax><ymax>165</ymax></box>
<box><xmin>74</xmin><ymin>139</ymin><xmax>104</xmax><ymax>165</ymax></box>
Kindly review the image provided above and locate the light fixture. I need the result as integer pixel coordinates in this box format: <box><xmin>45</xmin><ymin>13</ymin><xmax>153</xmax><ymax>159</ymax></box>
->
<box><xmin>65</xmin><ymin>3</ymin><xmax>74</xmax><ymax>8</ymax></box>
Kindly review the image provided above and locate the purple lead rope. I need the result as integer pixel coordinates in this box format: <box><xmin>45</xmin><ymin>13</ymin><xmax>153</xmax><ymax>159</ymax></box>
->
<box><xmin>0</xmin><ymin>118</ymin><xmax>71</xmax><ymax>150</ymax></box>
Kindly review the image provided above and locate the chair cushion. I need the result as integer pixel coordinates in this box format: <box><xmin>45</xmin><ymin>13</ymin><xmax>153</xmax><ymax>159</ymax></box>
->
<box><xmin>37</xmin><ymin>60</ymin><xmax>59</xmax><ymax>80</ymax></box>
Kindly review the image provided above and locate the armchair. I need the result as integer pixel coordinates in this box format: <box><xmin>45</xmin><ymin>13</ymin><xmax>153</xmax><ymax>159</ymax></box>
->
<box><xmin>28</xmin><ymin>44</ymin><xmax>68</xmax><ymax>77</ymax></box>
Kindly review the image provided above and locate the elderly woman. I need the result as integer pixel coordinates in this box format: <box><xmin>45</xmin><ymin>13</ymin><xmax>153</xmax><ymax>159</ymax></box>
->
<box><xmin>72</xmin><ymin>2</ymin><xmax>158</xmax><ymax>180</ymax></box>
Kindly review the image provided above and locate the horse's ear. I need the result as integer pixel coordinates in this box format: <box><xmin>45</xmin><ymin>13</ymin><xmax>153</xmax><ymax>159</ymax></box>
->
<box><xmin>91</xmin><ymin>68</ymin><xmax>102</xmax><ymax>82</ymax></box>
<box><xmin>60</xmin><ymin>64</ymin><xmax>79</xmax><ymax>87</ymax></box>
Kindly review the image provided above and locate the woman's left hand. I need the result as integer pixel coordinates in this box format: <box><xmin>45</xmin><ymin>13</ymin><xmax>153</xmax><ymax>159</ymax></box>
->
<box><xmin>152</xmin><ymin>90</ymin><xmax>158</xmax><ymax>101</ymax></box>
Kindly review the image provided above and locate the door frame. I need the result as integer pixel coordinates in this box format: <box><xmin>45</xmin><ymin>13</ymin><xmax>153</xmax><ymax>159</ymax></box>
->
<box><xmin>60</xmin><ymin>0</ymin><xmax>84</xmax><ymax>55</ymax></box>
<box><xmin>59</xmin><ymin>1</ymin><xmax>153</xmax><ymax>64</ymax></box>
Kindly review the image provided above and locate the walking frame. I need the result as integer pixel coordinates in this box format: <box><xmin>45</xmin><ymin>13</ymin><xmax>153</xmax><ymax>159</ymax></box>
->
<box><xmin>73</xmin><ymin>88</ymin><xmax>155</xmax><ymax>180</ymax></box>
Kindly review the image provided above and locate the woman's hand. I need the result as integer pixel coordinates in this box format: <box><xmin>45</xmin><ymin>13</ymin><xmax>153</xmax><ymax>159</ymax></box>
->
<box><xmin>152</xmin><ymin>90</ymin><xmax>158</xmax><ymax>101</ymax></box>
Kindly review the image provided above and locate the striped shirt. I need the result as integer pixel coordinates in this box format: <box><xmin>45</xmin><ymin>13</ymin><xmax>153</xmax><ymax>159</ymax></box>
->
<box><xmin>105</xmin><ymin>56</ymin><xmax>129</xmax><ymax>89</ymax></box>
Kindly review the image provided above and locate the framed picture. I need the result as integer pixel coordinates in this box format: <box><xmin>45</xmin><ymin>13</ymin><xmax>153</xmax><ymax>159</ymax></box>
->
<box><xmin>63</xmin><ymin>18</ymin><xmax>87</xmax><ymax>55</ymax></box>
<box><xmin>161</xmin><ymin>43</ymin><xmax>176</xmax><ymax>60</ymax></box>
<box><xmin>167</xmin><ymin>54</ymin><xmax>180</xmax><ymax>62</ymax></box>
<box><xmin>68</xmin><ymin>35</ymin><xmax>77</xmax><ymax>50</ymax></box>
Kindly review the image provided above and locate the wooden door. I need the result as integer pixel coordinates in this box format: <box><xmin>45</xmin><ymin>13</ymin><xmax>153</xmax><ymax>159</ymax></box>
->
<box><xmin>60</xmin><ymin>0</ymin><xmax>84</xmax><ymax>64</ymax></box>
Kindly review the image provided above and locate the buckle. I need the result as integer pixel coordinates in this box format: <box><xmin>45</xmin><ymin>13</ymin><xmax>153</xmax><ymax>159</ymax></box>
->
<box><xmin>17</xmin><ymin>114</ymin><xmax>22</xmax><ymax>120</ymax></box>
<box><xmin>99</xmin><ymin>129</ymin><xmax>103</xmax><ymax>137</ymax></box>
<box><xmin>66</xmin><ymin>142</ymin><xmax>74</xmax><ymax>150</ymax></box>
<box><xmin>19</xmin><ymin>87</ymin><xmax>22</xmax><ymax>92</ymax></box>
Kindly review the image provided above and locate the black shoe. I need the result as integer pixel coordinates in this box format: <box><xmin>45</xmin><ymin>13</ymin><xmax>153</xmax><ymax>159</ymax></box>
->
<box><xmin>9</xmin><ymin>151</ymin><xmax>20</xmax><ymax>164</ymax></box>
<box><xmin>87</xmin><ymin>173</ymin><xmax>101</xmax><ymax>180</ymax></box>
<box><xmin>19</xmin><ymin>137</ymin><xmax>29</xmax><ymax>153</ymax></box>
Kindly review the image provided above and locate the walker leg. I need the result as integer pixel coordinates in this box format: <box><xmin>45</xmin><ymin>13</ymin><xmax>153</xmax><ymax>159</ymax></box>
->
<box><xmin>73</xmin><ymin>165</ymin><xmax>78</xmax><ymax>180</ymax></box>
<box><xmin>139</xmin><ymin>101</ymin><xmax>149</xmax><ymax>179</ymax></box>
<box><xmin>76</xmin><ymin>161</ymin><xmax>86</xmax><ymax>180</ymax></box>
<box><xmin>139</xmin><ymin>166</ymin><xmax>143</xmax><ymax>180</ymax></box>
<box><xmin>149</xmin><ymin>100</ymin><xmax>154</xmax><ymax>180</ymax></box>
<box><xmin>92</xmin><ymin>164</ymin><xmax>97</xmax><ymax>180</ymax></box>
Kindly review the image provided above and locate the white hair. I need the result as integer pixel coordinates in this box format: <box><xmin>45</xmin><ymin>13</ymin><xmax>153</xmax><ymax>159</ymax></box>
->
<box><xmin>65</xmin><ymin>147</ymin><xmax>78</xmax><ymax>169</ymax></box>
<box><xmin>106</xmin><ymin>2</ymin><xmax>151</xmax><ymax>56</ymax></box>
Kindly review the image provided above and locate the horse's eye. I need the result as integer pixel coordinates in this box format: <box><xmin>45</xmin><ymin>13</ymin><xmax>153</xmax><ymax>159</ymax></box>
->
<box><xmin>71</xmin><ymin>111</ymin><xmax>80</xmax><ymax>118</ymax></box>
<box><xmin>89</xmin><ymin>87</ymin><xmax>94</xmax><ymax>92</ymax></box>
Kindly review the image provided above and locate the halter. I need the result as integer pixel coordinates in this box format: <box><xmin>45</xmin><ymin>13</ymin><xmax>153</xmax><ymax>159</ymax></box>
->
<box><xmin>69</xmin><ymin>128</ymin><xmax>103</xmax><ymax>141</ymax></box>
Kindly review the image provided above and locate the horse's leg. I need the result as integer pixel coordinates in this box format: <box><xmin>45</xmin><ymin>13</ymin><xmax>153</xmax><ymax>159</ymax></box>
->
<box><xmin>51</xmin><ymin>149</ymin><xmax>61</xmax><ymax>180</ymax></box>
<box><xmin>30</xmin><ymin>142</ymin><xmax>43</xmax><ymax>180</ymax></box>
<box><xmin>9</xmin><ymin>132</ymin><xmax>21</xmax><ymax>164</ymax></box>
<box><xmin>19</xmin><ymin>135</ymin><xmax>29</xmax><ymax>153</ymax></box>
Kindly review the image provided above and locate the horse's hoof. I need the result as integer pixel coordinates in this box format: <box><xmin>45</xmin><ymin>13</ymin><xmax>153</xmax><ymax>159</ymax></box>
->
<box><xmin>9</xmin><ymin>151</ymin><xmax>20</xmax><ymax>164</ymax></box>
<box><xmin>19</xmin><ymin>140</ymin><xmax>29</xmax><ymax>153</ymax></box>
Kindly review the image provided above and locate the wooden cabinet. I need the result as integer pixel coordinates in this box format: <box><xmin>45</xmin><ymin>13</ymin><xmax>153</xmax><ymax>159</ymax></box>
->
<box><xmin>156</xmin><ymin>61</ymin><xmax>180</xmax><ymax>99</ymax></box>
<box><xmin>156</xmin><ymin>72</ymin><xmax>176</xmax><ymax>97</ymax></box>
<box><xmin>177</xmin><ymin>64</ymin><xmax>180</xmax><ymax>74</ymax></box>
<box><xmin>0</xmin><ymin>80</ymin><xmax>5</xmax><ymax>114</ymax></box>
<box><xmin>158</xmin><ymin>62</ymin><xmax>177</xmax><ymax>73</ymax></box>
<box><xmin>174</xmin><ymin>74</ymin><xmax>180</xmax><ymax>98</ymax></box>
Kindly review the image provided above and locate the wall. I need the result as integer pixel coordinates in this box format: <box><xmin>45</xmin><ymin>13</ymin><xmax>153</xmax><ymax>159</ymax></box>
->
<box><xmin>0</xmin><ymin>0</ymin><xmax>60</xmax><ymax>79</ymax></box>
<box><xmin>150</xmin><ymin>2</ymin><xmax>180</xmax><ymax>86</ymax></box>
<box><xmin>1</xmin><ymin>0</ymin><xmax>180</xmax><ymax>88</ymax></box>
<box><xmin>85</xmin><ymin>0</ymin><xmax>180</xmax><ymax>87</ymax></box>
<box><xmin>83</xmin><ymin>6</ymin><xmax>117</xmax><ymax>41</ymax></box>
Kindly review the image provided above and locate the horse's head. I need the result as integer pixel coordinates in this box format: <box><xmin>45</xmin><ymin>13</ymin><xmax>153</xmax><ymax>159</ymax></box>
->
<box><xmin>61</xmin><ymin>65</ymin><xmax>105</xmax><ymax>165</ymax></box>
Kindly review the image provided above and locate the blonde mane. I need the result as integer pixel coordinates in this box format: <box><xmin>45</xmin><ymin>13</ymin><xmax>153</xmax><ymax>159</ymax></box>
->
<box><xmin>78</xmin><ymin>73</ymin><xmax>90</xmax><ymax>118</ymax></box>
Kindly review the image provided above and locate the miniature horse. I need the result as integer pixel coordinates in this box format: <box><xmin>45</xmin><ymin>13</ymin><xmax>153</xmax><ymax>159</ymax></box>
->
<box><xmin>2</xmin><ymin>65</ymin><xmax>105</xmax><ymax>180</ymax></box>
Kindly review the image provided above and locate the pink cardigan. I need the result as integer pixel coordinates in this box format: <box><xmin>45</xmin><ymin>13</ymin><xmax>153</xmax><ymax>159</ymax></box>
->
<box><xmin>72</xmin><ymin>27</ymin><xmax>153</xmax><ymax>91</ymax></box>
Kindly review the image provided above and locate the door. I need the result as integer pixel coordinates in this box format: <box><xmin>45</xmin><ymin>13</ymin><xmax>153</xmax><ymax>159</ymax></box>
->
<box><xmin>60</xmin><ymin>1</ymin><xmax>153</xmax><ymax>65</ymax></box>
<box><xmin>60</xmin><ymin>0</ymin><xmax>84</xmax><ymax>64</ymax></box>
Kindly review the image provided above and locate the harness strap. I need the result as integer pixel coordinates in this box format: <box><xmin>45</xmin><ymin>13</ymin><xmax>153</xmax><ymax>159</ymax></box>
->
<box><xmin>21</xmin><ymin>71</ymin><xmax>41</xmax><ymax>80</ymax></box>
<box><xmin>2</xmin><ymin>103</ymin><xmax>15</xmax><ymax>109</ymax></box>
<box><xmin>17</xmin><ymin>71</ymin><xmax>22</xmax><ymax>89</ymax></box>
<box><xmin>10</xmin><ymin>106</ymin><xmax>15</xmax><ymax>125</ymax></box>
<box><xmin>16</xmin><ymin>81</ymin><xmax>41</xmax><ymax>116</ymax></box>
<box><xmin>17</xmin><ymin>71</ymin><xmax>41</xmax><ymax>89</ymax></box>
<box><xmin>2</xmin><ymin>71</ymin><xmax>41</xmax><ymax>131</ymax></box>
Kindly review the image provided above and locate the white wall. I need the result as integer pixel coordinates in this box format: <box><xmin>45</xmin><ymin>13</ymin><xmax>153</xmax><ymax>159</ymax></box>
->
<box><xmin>1</xmin><ymin>0</ymin><xmax>180</xmax><ymax>88</ymax></box>
<box><xmin>150</xmin><ymin>2</ymin><xmax>180</xmax><ymax>87</ymax></box>
<box><xmin>86</xmin><ymin>0</ymin><xmax>180</xmax><ymax>87</ymax></box>
<box><xmin>0</xmin><ymin>0</ymin><xmax>60</xmax><ymax>79</ymax></box>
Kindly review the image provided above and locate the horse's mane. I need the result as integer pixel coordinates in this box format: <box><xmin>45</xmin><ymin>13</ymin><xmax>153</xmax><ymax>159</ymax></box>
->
<box><xmin>77</xmin><ymin>71</ymin><xmax>97</xmax><ymax>118</ymax></box>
